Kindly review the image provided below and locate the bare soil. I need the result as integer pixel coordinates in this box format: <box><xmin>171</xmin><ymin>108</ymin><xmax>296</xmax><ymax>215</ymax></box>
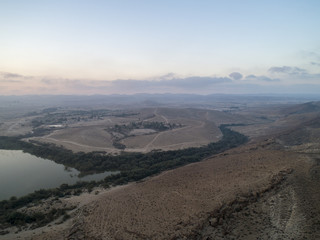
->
<box><xmin>19</xmin><ymin>140</ymin><xmax>304</xmax><ymax>240</ymax></box>
<box><xmin>197</xmin><ymin>154</ymin><xmax>320</xmax><ymax>240</ymax></box>
<box><xmin>2</xmin><ymin>103</ymin><xmax>320</xmax><ymax>239</ymax></box>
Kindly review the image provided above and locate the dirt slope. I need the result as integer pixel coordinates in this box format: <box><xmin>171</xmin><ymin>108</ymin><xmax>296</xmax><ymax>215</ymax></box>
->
<box><xmin>5</xmin><ymin>103</ymin><xmax>320</xmax><ymax>239</ymax></box>
<box><xmin>25</xmin><ymin>140</ymin><xmax>299</xmax><ymax>240</ymax></box>
<box><xmin>198</xmin><ymin>154</ymin><xmax>320</xmax><ymax>240</ymax></box>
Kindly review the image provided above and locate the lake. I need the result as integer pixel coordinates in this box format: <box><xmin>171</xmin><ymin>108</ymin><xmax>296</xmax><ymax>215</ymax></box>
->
<box><xmin>0</xmin><ymin>149</ymin><xmax>119</xmax><ymax>200</ymax></box>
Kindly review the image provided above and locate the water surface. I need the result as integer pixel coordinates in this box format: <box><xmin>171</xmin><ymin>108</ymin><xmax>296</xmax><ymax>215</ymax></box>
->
<box><xmin>0</xmin><ymin>150</ymin><xmax>118</xmax><ymax>200</ymax></box>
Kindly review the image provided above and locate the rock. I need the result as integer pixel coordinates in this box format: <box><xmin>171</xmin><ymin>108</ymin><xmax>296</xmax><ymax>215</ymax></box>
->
<box><xmin>209</xmin><ymin>217</ymin><xmax>218</xmax><ymax>227</ymax></box>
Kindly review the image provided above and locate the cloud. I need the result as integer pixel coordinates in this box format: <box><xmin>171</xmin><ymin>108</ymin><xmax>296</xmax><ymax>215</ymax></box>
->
<box><xmin>0</xmin><ymin>72</ymin><xmax>24</xmax><ymax>78</ymax></box>
<box><xmin>41</xmin><ymin>78</ymin><xmax>56</xmax><ymax>85</ymax></box>
<box><xmin>267</xmin><ymin>65</ymin><xmax>320</xmax><ymax>84</ymax></box>
<box><xmin>310</xmin><ymin>62</ymin><xmax>320</xmax><ymax>66</ymax></box>
<box><xmin>156</xmin><ymin>72</ymin><xmax>176</xmax><ymax>81</ymax></box>
<box><xmin>38</xmin><ymin>75</ymin><xmax>234</xmax><ymax>94</ymax></box>
<box><xmin>0</xmin><ymin>79</ymin><xmax>22</xmax><ymax>83</ymax></box>
<box><xmin>0</xmin><ymin>72</ymin><xmax>25</xmax><ymax>83</ymax></box>
<box><xmin>268</xmin><ymin>66</ymin><xmax>307</xmax><ymax>75</ymax></box>
<box><xmin>244</xmin><ymin>74</ymin><xmax>280</xmax><ymax>82</ymax></box>
<box><xmin>167</xmin><ymin>76</ymin><xmax>232</xmax><ymax>88</ymax></box>
<box><xmin>109</xmin><ymin>76</ymin><xmax>232</xmax><ymax>92</ymax></box>
<box><xmin>229</xmin><ymin>72</ymin><xmax>243</xmax><ymax>80</ymax></box>
<box><xmin>1</xmin><ymin>70</ymin><xmax>320</xmax><ymax>95</ymax></box>
<box><xmin>299</xmin><ymin>50</ymin><xmax>320</xmax><ymax>61</ymax></box>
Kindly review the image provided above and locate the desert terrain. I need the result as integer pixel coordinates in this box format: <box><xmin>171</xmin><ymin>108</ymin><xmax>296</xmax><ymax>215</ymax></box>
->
<box><xmin>7</xmin><ymin>134</ymin><xmax>319</xmax><ymax>240</ymax></box>
<box><xmin>1</xmin><ymin>96</ymin><xmax>320</xmax><ymax>239</ymax></box>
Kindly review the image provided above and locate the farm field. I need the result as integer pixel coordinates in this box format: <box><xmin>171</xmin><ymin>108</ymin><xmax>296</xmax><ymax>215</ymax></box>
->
<box><xmin>2</xmin><ymin>107</ymin><xmax>253</xmax><ymax>153</ymax></box>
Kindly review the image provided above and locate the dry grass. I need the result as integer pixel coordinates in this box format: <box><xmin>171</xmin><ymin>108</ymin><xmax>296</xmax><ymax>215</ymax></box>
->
<box><xmin>0</xmin><ymin>117</ymin><xmax>34</xmax><ymax>136</ymax></box>
<box><xmin>30</xmin><ymin>126</ymin><xmax>116</xmax><ymax>153</ymax></box>
<box><xmin>4</xmin><ymin>104</ymin><xmax>320</xmax><ymax>239</ymax></box>
<box><xmin>48</xmin><ymin>126</ymin><xmax>113</xmax><ymax>148</ymax></box>
<box><xmin>27</xmin><ymin>108</ymin><xmax>238</xmax><ymax>153</ymax></box>
<box><xmin>48</xmin><ymin>141</ymin><xmax>297</xmax><ymax>240</ymax></box>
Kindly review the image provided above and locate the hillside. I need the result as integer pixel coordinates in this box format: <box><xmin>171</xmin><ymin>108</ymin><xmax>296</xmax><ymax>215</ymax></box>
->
<box><xmin>2</xmin><ymin>101</ymin><xmax>320</xmax><ymax>239</ymax></box>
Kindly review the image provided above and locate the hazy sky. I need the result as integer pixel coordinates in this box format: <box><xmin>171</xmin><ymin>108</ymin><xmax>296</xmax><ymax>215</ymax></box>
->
<box><xmin>1</xmin><ymin>0</ymin><xmax>320</xmax><ymax>95</ymax></box>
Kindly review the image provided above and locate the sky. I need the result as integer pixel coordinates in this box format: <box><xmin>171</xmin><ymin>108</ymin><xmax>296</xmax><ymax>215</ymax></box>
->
<box><xmin>0</xmin><ymin>0</ymin><xmax>320</xmax><ymax>95</ymax></box>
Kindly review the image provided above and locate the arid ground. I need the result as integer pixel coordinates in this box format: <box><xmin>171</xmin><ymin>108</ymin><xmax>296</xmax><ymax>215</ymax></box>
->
<box><xmin>1</xmin><ymin>99</ymin><xmax>320</xmax><ymax>239</ymax></box>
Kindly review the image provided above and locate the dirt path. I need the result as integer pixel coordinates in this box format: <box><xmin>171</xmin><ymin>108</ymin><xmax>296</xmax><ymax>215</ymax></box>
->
<box><xmin>141</xmin><ymin>118</ymin><xmax>207</xmax><ymax>152</ymax></box>
<box><xmin>143</xmin><ymin>125</ymin><xmax>191</xmax><ymax>150</ymax></box>
<box><xmin>40</xmin><ymin>136</ymin><xmax>116</xmax><ymax>152</ymax></box>
<box><xmin>154</xmin><ymin>108</ymin><xmax>169</xmax><ymax>123</ymax></box>
<box><xmin>140</xmin><ymin>109</ymin><xmax>209</xmax><ymax>152</ymax></box>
